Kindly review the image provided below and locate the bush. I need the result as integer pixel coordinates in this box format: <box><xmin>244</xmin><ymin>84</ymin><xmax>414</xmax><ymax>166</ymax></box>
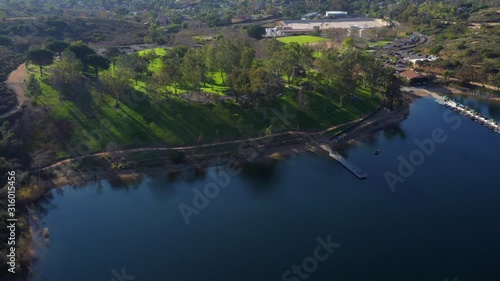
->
<box><xmin>0</xmin><ymin>35</ymin><xmax>11</xmax><ymax>46</ymax></box>
<box><xmin>169</xmin><ymin>150</ymin><xmax>186</xmax><ymax>164</ymax></box>
<box><xmin>429</xmin><ymin>44</ymin><xmax>444</xmax><ymax>55</ymax></box>
<box><xmin>246</xmin><ymin>25</ymin><xmax>265</xmax><ymax>39</ymax></box>
<box><xmin>483</xmin><ymin>51</ymin><xmax>500</xmax><ymax>59</ymax></box>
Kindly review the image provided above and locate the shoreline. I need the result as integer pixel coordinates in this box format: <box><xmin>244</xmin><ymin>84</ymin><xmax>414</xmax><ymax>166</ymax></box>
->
<box><xmin>41</xmin><ymin>99</ymin><xmax>412</xmax><ymax>189</ymax></box>
<box><xmin>5</xmin><ymin>94</ymin><xmax>415</xmax><ymax>281</ymax></box>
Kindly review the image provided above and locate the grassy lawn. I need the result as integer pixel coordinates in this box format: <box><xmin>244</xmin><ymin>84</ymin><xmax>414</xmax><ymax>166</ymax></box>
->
<box><xmin>138</xmin><ymin>48</ymin><xmax>166</xmax><ymax>73</ymax></box>
<box><xmin>367</xmin><ymin>40</ymin><xmax>392</xmax><ymax>47</ymax></box>
<box><xmin>28</xmin><ymin>53</ymin><xmax>382</xmax><ymax>159</ymax></box>
<box><xmin>277</xmin><ymin>35</ymin><xmax>329</xmax><ymax>45</ymax></box>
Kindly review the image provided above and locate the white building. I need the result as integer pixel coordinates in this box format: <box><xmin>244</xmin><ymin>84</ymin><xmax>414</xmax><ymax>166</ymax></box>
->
<box><xmin>280</xmin><ymin>18</ymin><xmax>389</xmax><ymax>31</ymax></box>
<box><xmin>265</xmin><ymin>27</ymin><xmax>282</xmax><ymax>37</ymax></box>
<box><xmin>325</xmin><ymin>11</ymin><xmax>348</xmax><ymax>18</ymax></box>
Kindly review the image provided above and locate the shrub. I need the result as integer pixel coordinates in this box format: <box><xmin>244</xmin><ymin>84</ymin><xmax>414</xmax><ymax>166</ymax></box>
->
<box><xmin>0</xmin><ymin>35</ymin><xmax>11</xmax><ymax>46</ymax></box>
<box><xmin>429</xmin><ymin>44</ymin><xmax>444</xmax><ymax>55</ymax></box>
<box><xmin>169</xmin><ymin>150</ymin><xmax>186</xmax><ymax>164</ymax></box>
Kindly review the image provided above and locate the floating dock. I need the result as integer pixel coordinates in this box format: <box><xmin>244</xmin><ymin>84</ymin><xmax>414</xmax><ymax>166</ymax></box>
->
<box><xmin>320</xmin><ymin>145</ymin><xmax>368</xmax><ymax>179</ymax></box>
<box><xmin>435</xmin><ymin>97</ymin><xmax>500</xmax><ymax>134</ymax></box>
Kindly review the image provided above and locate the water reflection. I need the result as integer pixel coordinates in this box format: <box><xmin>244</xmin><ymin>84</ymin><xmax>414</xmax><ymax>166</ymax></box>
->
<box><xmin>34</xmin><ymin>192</ymin><xmax>56</xmax><ymax>218</ymax></box>
<box><xmin>451</xmin><ymin>95</ymin><xmax>500</xmax><ymax>121</ymax></box>
<box><xmin>166</xmin><ymin>170</ymin><xmax>183</xmax><ymax>182</ymax></box>
<box><xmin>178</xmin><ymin>168</ymin><xmax>208</xmax><ymax>184</ymax></box>
<box><xmin>108</xmin><ymin>175</ymin><xmax>143</xmax><ymax>190</ymax></box>
<box><xmin>29</xmin><ymin>97</ymin><xmax>500</xmax><ymax>281</ymax></box>
<box><xmin>487</xmin><ymin>103</ymin><xmax>500</xmax><ymax>120</ymax></box>
<box><xmin>146</xmin><ymin>176</ymin><xmax>178</xmax><ymax>202</ymax></box>
<box><xmin>240</xmin><ymin>159</ymin><xmax>281</xmax><ymax>193</ymax></box>
<box><xmin>383</xmin><ymin>123</ymin><xmax>407</xmax><ymax>140</ymax></box>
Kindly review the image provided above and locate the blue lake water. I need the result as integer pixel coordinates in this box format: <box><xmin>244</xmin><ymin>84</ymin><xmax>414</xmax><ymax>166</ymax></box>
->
<box><xmin>31</xmin><ymin>96</ymin><xmax>500</xmax><ymax>281</ymax></box>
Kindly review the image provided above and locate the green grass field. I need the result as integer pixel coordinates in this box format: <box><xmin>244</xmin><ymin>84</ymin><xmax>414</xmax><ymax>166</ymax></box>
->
<box><xmin>367</xmin><ymin>40</ymin><xmax>392</xmax><ymax>47</ymax></box>
<box><xmin>29</xmin><ymin>50</ymin><xmax>382</xmax><ymax>159</ymax></box>
<box><xmin>277</xmin><ymin>35</ymin><xmax>329</xmax><ymax>45</ymax></box>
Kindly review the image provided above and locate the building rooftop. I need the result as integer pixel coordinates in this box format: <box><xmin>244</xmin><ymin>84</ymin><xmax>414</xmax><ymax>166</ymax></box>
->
<box><xmin>283</xmin><ymin>18</ymin><xmax>376</xmax><ymax>24</ymax></box>
<box><xmin>326</xmin><ymin>11</ymin><xmax>348</xmax><ymax>14</ymax></box>
<box><xmin>400</xmin><ymin>70</ymin><xmax>425</xmax><ymax>80</ymax></box>
<box><xmin>303</xmin><ymin>12</ymin><xmax>318</xmax><ymax>17</ymax></box>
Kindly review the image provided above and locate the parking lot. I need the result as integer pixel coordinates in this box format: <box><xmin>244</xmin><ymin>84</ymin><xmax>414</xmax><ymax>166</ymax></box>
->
<box><xmin>372</xmin><ymin>33</ymin><xmax>435</xmax><ymax>70</ymax></box>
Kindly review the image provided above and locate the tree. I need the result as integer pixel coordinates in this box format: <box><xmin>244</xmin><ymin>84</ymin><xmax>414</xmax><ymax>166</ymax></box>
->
<box><xmin>479</xmin><ymin>62</ymin><xmax>494</xmax><ymax>87</ymax></box>
<box><xmin>240</xmin><ymin>46</ymin><xmax>256</xmax><ymax>69</ymax></box>
<box><xmin>319</xmin><ymin>48</ymin><xmax>364</xmax><ymax>107</ymax></box>
<box><xmin>297</xmin><ymin>89</ymin><xmax>310</xmax><ymax>112</ymax></box>
<box><xmin>228</xmin><ymin>68</ymin><xmax>250</xmax><ymax>103</ymax></box>
<box><xmin>49</xmin><ymin>51</ymin><xmax>83</xmax><ymax>97</ymax></box>
<box><xmin>493</xmin><ymin>72</ymin><xmax>500</xmax><ymax>90</ymax></box>
<box><xmin>159</xmin><ymin>50</ymin><xmax>183</xmax><ymax>96</ymax></box>
<box><xmin>0</xmin><ymin>35</ymin><xmax>11</xmax><ymax>47</ymax></box>
<box><xmin>288</xmin><ymin>42</ymin><xmax>313</xmax><ymax>69</ymax></box>
<box><xmin>443</xmin><ymin>70</ymin><xmax>453</xmax><ymax>83</ymax></box>
<box><xmin>248</xmin><ymin>67</ymin><xmax>283</xmax><ymax>108</ymax></box>
<box><xmin>146</xmin><ymin>74</ymin><xmax>164</xmax><ymax>115</ymax></box>
<box><xmin>456</xmin><ymin>65</ymin><xmax>478</xmax><ymax>84</ymax></box>
<box><xmin>86</xmin><ymin>54</ymin><xmax>110</xmax><ymax>77</ymax></box>
<box><xmin>318</xmin><ymin>49</ymin><xmax>341</xmax><ymax>104</ymax></box>
<box><xmin>46</xmin><ymin>40</ymin><xmax>69</xmax><ymax>56</ymax></box>
<box><xmin>215</xmin><ymin>38</ymin><xmax>249</xmax><ymax>84</ymax></box>
<box><xmin>103</xmin><ymin>47</ymin><xmax>121</xmax><ymax>70</ymax></box>
<box><xmin>181</xmin><ymin>48</ymin><xmax>206</xmax><ymax>93</ymax></box>
<box><xmin>117</xmin><ymin>53</ymin><xmax>148</xmax><ymax>85</ymax></box>
<box><xmin>67</xmin><ymin>41</ymin><xmax>96</xmax><ymax>67</ymax></box>
<box><xmin>277</xmin><ymin>48</ymin><xmax>297</xmax><ymax>84</ymax></box>
<box><xmin>27</xmin><ymin>48</ymin><xmax>54</xmax><ymax>75</ymax></box>
<box><xmin>203</xmin><ymin>44</ymin><xmax>218</xmax><ymax>89</ymax></box>
<box><xmin>100</xmin><ymin>68</ymin><xmax>134</xmax><ymax>107</ymax></box>
<box><xmin>363</xmin><ymin>54</ymin><xmax>383</xmax><ymax>97</ymax></box>
<box><xmin>25</xmin><ymin>74</ymin><xmax>42</xmax><ymax>102</ymax></box>
<box><xmin>246</xmin><ymin>25</ymin><xmax>266</xmax><ymax>39</ymax></box>
<box><xmin>382</xmin><ymin>68</ymin><xmax>402</xmax><ymax>110</ymax></box>
<box><xmin>264</xmin><ymin>39</ymin><xmax>284</xmax><ymax>58</ymax></box>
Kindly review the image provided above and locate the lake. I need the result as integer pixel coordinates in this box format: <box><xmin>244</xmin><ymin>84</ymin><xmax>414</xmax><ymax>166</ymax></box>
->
<box><xmin>31</xmin><ymin>95</ymin><xmax>500</xmax><ymax>281</ymax></box>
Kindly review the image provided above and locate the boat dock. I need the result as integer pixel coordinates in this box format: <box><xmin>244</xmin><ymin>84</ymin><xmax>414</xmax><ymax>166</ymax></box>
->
<box><xmin>435</xmin><ymin>97</ymin><xmax>500</xmax><ymax>133</ymax></box>
<box><xmin>320</xmin><ymin>145</ymin><xmax>368</xmax><ymax>179</ymax></box>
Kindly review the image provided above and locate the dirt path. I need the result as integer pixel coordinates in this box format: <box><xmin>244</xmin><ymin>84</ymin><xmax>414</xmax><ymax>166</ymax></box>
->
<box><xmin>435</xmin><ymin>74</ymin><xmax>500</xmax><ymax>93</ymax></box>
<box><xmin>4</xmin><ymin>17</ymin><xmax>37</xmax><ymax>21</ymax></box>
<box><xmin>1</xmin><ymin>64</ymin><xmax>29</xmax><ymax>119</ymax></box>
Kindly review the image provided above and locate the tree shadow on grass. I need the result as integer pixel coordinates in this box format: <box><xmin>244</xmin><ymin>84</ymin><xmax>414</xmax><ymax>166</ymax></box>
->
<box><xmin>119</xmin><ymin>89</ymin><xmax>154</xmax><ymax>122</ymax></box>
<box><xmin>66</xmin><ymin>109</ymin><xmax>113</xmax><ymax>151</ymax></box>
<box><xmin>45</xmin><ymin>78</ymin><xmax>94</xmax><ymax>117</ymax></box>
<box><xmin>73</xmin><ymin>88</ymin><xmax>94</xmax><ymax>117</ymax></box>
<box><xmin>98</xmin><ymin>99</ymin><xmax>165</xmax><ymax>146</ymax></box>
